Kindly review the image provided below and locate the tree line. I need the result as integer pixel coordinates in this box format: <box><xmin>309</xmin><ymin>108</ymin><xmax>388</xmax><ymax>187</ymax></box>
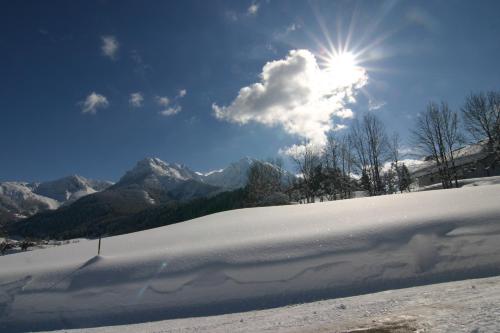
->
<box><xmin>246</xmin><ymin>90</ymin><xmax>500</xmax><ymax>204</ymax></box>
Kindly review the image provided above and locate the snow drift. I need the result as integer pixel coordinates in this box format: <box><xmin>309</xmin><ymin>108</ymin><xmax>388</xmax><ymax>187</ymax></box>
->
<box><xmin>1</xmin><ymin>185</ymin><xmax>500</xmax><ymax>332</ymax></box>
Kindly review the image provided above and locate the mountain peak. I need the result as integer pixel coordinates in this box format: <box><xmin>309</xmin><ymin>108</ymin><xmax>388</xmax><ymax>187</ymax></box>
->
<box><xmin>236</xmin><ymin>156</ymin><xmax>258</xmax><ymax>165</ymax></box>
<box><xmin>120</xmin><ymin>157</ymin><xmax>201</xmax><ymax>186</ymax></box>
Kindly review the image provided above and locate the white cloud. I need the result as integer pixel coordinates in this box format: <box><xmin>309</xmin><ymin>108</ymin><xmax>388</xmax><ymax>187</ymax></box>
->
<box><xmin>159</xmin><ymin>106</ymin><xmax>182</xmax><ymax>116</ymax></box>
<box><xmin>129</xmin><ymin>92</ymin><xmax>144</xmax><ymax>108</ymax></box>
<box><xmin>278</xmin><ymin>142</ymin><xmax>323</xmax><ymax>159</ymax></box>
<box><xmin>247</xmin><ymin>2</ymin><xmax>259</xmax><ymax>16</ymax></box>
<box><xmin>156</xmin><ymin>96</ymin><xmax>170</xmax><ymax>107</ymax></box>
<box><xmin>156</xmin><ymin>91</ymin><xmax>185</xmax><ymax>116</ymax></box>
<box><xmin>101</xmin><ymin>35</ymin><xmax>119</xmax><ymax>60</ymax></box>
<box><xmin>80</xmin><ymin>92</ymin><xmax>109</xmax><ymax>114</ymax></box>
<box><xmin>368</xmin><ymin>98</ymin><xmax>386</xmax><ymax>111</ymax></box>
<box><xmin>213</xmin><ymin>49</ymin><xmax>368</xmax><ymax>149</ymax></box>
<box><xmin>272</xmin><ymin>23</ymin><xmax>301</xmax><ymax>41</ymax></box>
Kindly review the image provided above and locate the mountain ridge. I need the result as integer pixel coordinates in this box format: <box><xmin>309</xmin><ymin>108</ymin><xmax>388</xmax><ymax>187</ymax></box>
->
<box><xmin>2</xmin><ymin>156</ymin><xmax>294</xmax><ymax>228</ymax></box>
<box><xmin>0</xmin><ymin>175</ymin><xmax>113</xmax><ymax>222</ymax></box>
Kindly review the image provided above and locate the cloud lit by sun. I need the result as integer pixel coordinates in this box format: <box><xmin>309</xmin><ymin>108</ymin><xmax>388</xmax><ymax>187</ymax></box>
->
<box><xmin>213</xmin><ymin>49</ymin><xmax>368</xmax><ymax>155</ymax></box>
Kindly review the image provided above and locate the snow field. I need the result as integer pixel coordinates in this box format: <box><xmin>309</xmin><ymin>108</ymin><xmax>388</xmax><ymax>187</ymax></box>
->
<box><xmin>1</xmin><ymin>184</ymin><xmax>500</xmax><ymax>332</ymax></box>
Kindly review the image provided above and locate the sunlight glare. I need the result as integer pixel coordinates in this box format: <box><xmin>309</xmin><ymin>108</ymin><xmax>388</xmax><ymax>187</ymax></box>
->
<box><xmin>323</xmin><ymin>51</ymin><xmax>366</xmax><ymax>87</ymax></box>
<box><xmin>327</xmin><ymin>51</ymin><xmax>357</xmax><ymax>71</ymax></box>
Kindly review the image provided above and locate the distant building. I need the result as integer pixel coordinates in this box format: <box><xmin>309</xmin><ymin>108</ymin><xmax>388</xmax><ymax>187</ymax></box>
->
<box><xmin>412</xmin><ymin>141</ymin><xmax>500</xmax><ymax>187</ymax></box>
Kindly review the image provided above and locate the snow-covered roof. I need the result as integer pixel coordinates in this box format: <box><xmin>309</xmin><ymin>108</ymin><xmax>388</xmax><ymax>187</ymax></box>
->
<box><xmin>412</xmin><ymin>140</ymin><xmax>490</xmax><ymax>177</ymax></box>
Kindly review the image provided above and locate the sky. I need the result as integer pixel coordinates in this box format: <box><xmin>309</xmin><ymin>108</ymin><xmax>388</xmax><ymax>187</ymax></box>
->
<box><xmin>1</xmin><ymin>0</ymin><xmax>500</xmax><ymax>182</ymax></box>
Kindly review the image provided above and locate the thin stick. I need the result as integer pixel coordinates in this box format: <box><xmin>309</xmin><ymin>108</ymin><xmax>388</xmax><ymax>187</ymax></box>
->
<box><xmin>98</xmin><ymin>236</ymin><xmax>101</xmax><ymax>255</ymax></box>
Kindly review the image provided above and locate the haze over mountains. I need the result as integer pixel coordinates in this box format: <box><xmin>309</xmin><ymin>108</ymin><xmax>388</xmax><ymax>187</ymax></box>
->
<box><xmin>0</xmin><ymin>157</ymin><xmax>288</xmax><ymax>228</ymax></box>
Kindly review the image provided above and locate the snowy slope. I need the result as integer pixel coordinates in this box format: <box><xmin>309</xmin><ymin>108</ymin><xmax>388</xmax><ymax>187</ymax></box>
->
<box><xmin>43</xmin><ymin>275</ymin><xmax>500</xmax><ymax>333</ymax></box>
<box><xmin>1</xmin><ymin>185</ymin><xmax>500</xmax><ymax>332</ymax></box>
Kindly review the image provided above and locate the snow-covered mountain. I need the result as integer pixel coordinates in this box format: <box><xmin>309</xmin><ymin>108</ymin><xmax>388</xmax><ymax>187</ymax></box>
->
<box><xmin>1</xmin><ymin>156</ymin><xmax>292</xmax><ymax>225</ymax></box>
<box><xmin>118</xmin><ymin>158</ymin><xmax>203</xmax><ymax>188</ymax></box>
<box><xmin>0</xmin><ymin>182</ymin><xmax>59</xmax><ymax>219</ymax></box>
<box><xmin>199</xmin><ymin>157</ymin><xmax>295</xmax><ymax>189</ymax></box>
<box><xmin>113</xmin><ymin>156</ymin><xmax>289</xmax><ymax>199</ymax></box>
<box><xmin>113</xmin><ymin>158</ymin><xmax>217</xmax><ymax>203</ymax></box>
<box><xmin>7</xmin><ymin>157</ymin><xmax>273</xmax><ymax>238</ymax></box>
<box><xmin>34</xmin><ymin>175</ymin><xmax>113</xmax><ymax>203</ymax></box>
<box><xmin>0</xmin><ymin>175</ymin><xmax>113</xmax><ymax>221</ymax></box>
<box><xmin>200</xmin><ymin>157</ymin><xmax>256</xmax><ymax>189</ymax></box>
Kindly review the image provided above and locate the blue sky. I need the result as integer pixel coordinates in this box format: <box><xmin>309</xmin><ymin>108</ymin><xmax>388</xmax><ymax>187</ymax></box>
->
<box><xmin>1</xmin><ymin>0</ymin><xmax>500</xmax><ymax>182</ymax></box>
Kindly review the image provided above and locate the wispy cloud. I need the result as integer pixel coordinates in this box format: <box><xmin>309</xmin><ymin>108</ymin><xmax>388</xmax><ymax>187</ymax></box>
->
<box><xmin>156</xmin><ymin>91</ymin><xmax>185</xmax><ymax>116</ymax></box>
<box><xmin>129</xmin><ymin>92</ymin><xmax>144</xmax><ymax>108</ymax></box>
<box><xmin>285</xmin><ymin>23</ymin><xmax>299</xmax><ymax>34</ymax></box>
<box><xmin>247</xmin><ymin>2</ymin><xmax>259</xmax><ymax>16</ymax></box>
<box><xmin>101</xmin><ymin>35</ymin><xmax>119</xmax><ymax>60</ymax></box>
<box><xmin>159</xmin><ymin>106</ymin><xmax>182</xmax><ymax>117</ymax></box>
<box><xmin>273</xmin><ymin>22</ymin><xmax>302</xmax><ymax>41</ymax></box>
<box><xmin>80</xmin><ymin>92</ymin><xmax>109</xmax><ymax>114</ymax></box>
<box><xmin>213</xmin><ymin>49</ymin><xmax>368</xmax><ymax>152</ymax></box>
<box><xmin>156</xmin><ymin>96</ymin><xmax>170</xmax><ymax>107</ymax></box>
<box><xmin>368</xmin><ymin>98</ymin><xmax>386</xmax><ymax>111</ymax></box>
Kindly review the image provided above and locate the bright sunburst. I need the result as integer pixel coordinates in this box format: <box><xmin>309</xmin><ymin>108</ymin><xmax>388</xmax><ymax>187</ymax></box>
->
<box><xmin>319</xmin><ymin>50</ymin><xmax>367</xmax><ymax>88</ymax></box>
<box><xmin>326</xmin><ymin>51</ymin><xmax>357</xmax><ymax>71</ymax></box>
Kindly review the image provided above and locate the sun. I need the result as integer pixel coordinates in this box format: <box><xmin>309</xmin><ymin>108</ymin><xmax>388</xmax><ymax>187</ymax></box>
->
<box><xmin>322</xmin><ymin>51</ymin><xmax>366</xmax><ymax>86</ymax></box>
<box><xmin>326</xmin><ymin>51</ymin><xmax>357</xmax><ymax>71</ymax></box>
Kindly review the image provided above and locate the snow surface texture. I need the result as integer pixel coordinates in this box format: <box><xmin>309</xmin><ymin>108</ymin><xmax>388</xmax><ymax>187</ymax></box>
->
<box><xmin>42</xmin><ymin>275</ymin><xmax>500</xmax><ymax>333</ymax></box>
<box><xmin>1</xmin><ymin>185</ymin><xmax>500</xmax><ymax>332</ymax></box>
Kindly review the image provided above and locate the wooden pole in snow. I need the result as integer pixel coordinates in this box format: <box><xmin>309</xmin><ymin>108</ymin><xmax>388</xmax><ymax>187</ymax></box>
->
<box><xmin>98</xmin><ymin>236</ymin><xmax>101</xmax><ymax>255</ymax></box>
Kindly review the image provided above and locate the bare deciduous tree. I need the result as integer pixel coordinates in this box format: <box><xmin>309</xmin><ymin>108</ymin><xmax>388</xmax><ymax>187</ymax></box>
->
<box><xmin>290</xmin><ymin>143</ymin><xmax>322</xmax><ymax>203</ymax></box>
<box><xmin>363</xmin><ymin>113</ymin><xmax>389</xmax><ymax>195</ymax></box>
<box><xmin>349</xmin><ymin>114</ymin><xmax>389</xmax><ymax>195</ymax></box>
<box><xmin>461</xmin><ymin>91</ymin><xmax>500</xmax><ymax>162</ymax></box>
<box><xmin>389</xmin><ymin>132</ymin><xmax>401</xmax><ymax>170</ymax></box>
<box><xmin>322</xmin><ymin>134</ymin><xmax>355</xmax><ymax>200</ymax></box>
<box><xmin>412</xmin><ymin>102</ymin><xmax>461</xmax><ymax>189</ymax></box>
<box><xmin>246</xmin><ymin>161</ymin><xmax>285</xmax><ymax>206</ymax></box>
